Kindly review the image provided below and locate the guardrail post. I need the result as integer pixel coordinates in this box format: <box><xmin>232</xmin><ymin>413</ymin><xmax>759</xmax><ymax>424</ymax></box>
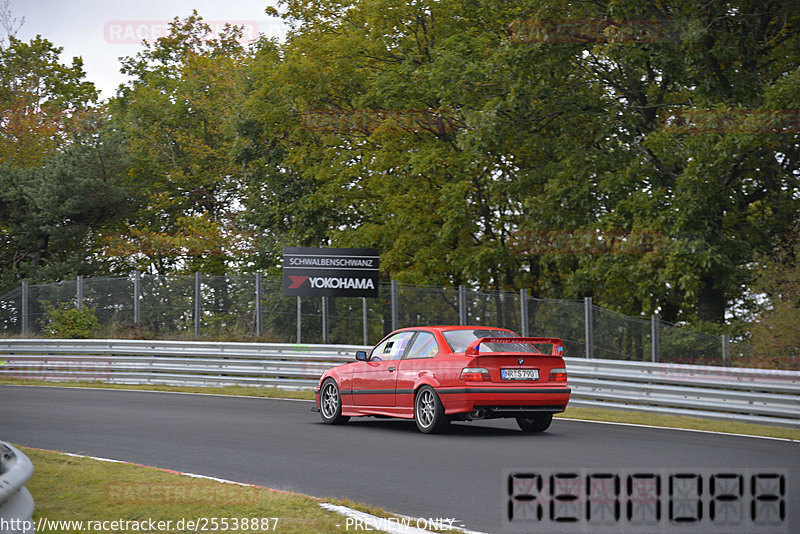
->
<box><xmin>362</xmin><ymin>297</ymin><xmax>368</xmax><ymax>346</ymax></box>
<box><xmin>133</xmin><ymin>271</ymin><xmax>141</xmax><ymax>327</ymax></box>
<box><xmin>21</xmin><ymin>280</ymin><xmax>29</xmax><ymax>335</ymax></box>
<box><xmin>322</xmin><ymin>296</ymin><xmax>329</xmax><ymax>344</ymax></box>
<box><xmin>194</xmin><ymin>272</ymin><xmax>201</xmax><ymax>336</ymax></box>
<box><xmin>76</xmin><ymin>275</ymin><xmax>84</xmax><ymax>310</ymax></box>
<box><xmin>296</xmin><ymin>296</ymin><xmax>302</xmax><ymax>343</ymax></box>
<box><xmin>391</xmin><ymin>280</ymin><xmax>398</xmax><ymax>331</ymax></box>
<box><xmin>584</xmin><ymin>296</ymin><xmax>593</xmax><ymax>358</ymax></box>
<box><xmin>651</xmin><ymin>313</ymin><xmax>660</xmax><ymax>362</ymax></box>
<box><xmin>520</xmin><ymin>288</ymin><xmax>529</xmax><ymax>337</ymax></box>
<box><xmin>255</xmin><ymin>273</ymin><xmax>263</xmax><ymax>336</ymax></box>
<box><xmin>722</xmin><ymin>334</ymin><xmax>729</xmax><ymax>365</ymax></box>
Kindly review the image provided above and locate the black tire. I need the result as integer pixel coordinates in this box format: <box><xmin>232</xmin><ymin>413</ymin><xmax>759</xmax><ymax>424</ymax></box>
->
<box><xmin>516</xmin><ymin>413</ymin><xmax>553</xmax><ymax>433</ymax></box>
<box><xmin>414</xmin><ymin>386</ymin><xmax>449</xmax><ymax>434</ymax></box>
<box><xmin>319</xmin><ymin>378</ymin><xmax>349</xmax><ymax>425</ymax></box>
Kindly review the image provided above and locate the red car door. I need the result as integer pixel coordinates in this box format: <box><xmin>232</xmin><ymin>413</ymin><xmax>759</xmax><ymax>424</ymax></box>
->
<box><xmin>395</xmin><ymin>331</ymin><xmax>441</xmax><ymax>408</ymax></box>
<box><xmin>352</xmin><ymin>331</ymin><xmax>414</xmax><ymax>407</ymax></box>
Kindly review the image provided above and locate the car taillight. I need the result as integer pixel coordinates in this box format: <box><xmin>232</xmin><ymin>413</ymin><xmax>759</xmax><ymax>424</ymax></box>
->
<box><xmin>549</xmin><ymin>368</ymin><xmax>568</xmax><ymax>381</ymax></box>
<box><xmin>460</xmin><ymin>367</ymin><xmax>491</xmax><ymax>381</ymax></box>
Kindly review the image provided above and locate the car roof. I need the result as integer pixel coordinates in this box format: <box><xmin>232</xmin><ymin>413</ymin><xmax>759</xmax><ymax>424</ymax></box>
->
<box><xmin>379</xmin><ymin>326</ymin><xmax>521</xmax><ymax>354</ymax></box>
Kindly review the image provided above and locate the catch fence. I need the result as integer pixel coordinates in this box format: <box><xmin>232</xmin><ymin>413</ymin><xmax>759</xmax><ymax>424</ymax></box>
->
<box><xmin>0</xmin><ymin>274</ymin><xmax>727</xmax><ymax>365</ymax></box>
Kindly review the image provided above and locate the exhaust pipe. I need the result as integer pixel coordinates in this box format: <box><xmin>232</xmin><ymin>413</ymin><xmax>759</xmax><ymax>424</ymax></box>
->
<box><xmin>468</xmin><ymin>409</ymin><xmax>487</xmax><ymax>420</ymax></box>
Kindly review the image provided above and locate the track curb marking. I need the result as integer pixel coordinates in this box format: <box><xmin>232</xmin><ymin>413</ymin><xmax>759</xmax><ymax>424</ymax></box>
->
<box><xmin>556</xmin><ymin>417</ymin><xmax>800</xmax><ymax>443</ymax></box>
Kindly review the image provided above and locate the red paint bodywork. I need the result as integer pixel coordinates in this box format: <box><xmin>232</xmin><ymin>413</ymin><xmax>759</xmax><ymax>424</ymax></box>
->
<box><xmin>315</xmin><ymin>325</ymin><xmax>571</xmax><ymax>421</ymax></box>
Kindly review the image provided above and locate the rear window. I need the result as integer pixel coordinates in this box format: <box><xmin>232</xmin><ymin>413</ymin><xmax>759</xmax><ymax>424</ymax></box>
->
<box><xmin>442</xmin><ymin>329</ymin><xmax>541</xmax><ymax>353</ymax></box>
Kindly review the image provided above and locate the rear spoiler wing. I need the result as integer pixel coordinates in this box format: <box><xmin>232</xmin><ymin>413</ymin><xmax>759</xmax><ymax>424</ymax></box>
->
<box><xmin>464</xmin><ymin>337</ymin><xmax>564</xmax><ymax>357</ymax></box>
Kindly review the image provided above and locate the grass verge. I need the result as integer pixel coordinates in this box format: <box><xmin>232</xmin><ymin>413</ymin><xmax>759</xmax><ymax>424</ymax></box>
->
<box><xmin>0</xmin><ymin>378</ymin><xmax>315</xmax><ymax>400</ymax></box>
<box><xmin>3</xmin><ymin>377</ymin><xmax>797</xmax><ymax>440</ymax></box>
<box><xmin>20</xmin><ymin>446</ymin><xmax>414</xmax><ymax>534</ymax></box>
<box><xmin>555</xmin><ymin>407</ymin><xmax>800</xmax><ymax>441</ymax></box>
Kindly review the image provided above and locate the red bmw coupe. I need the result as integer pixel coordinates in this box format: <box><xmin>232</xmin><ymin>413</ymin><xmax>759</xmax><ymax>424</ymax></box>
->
<box><xmin>314</xmin><ymin>325</ymin><xmax>570</xmax><ymax>433</ymax></box>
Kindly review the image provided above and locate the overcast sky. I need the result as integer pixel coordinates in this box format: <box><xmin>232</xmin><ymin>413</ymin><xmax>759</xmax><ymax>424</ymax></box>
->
<box><xmin>11</xmin><ymin>0</ymin><xmax>287</xmax><ymax>99</ymax></box>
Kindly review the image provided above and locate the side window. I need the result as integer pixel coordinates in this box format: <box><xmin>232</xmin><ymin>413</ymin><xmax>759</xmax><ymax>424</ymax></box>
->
<box><xmin>405</xmin><ymin>332</ymin><xmax>439</xmax><ymax>359</ymax></box>
<box><xmin>370</xmin><ymin>332</ymin><xmax>415</xmax><ymax>361</ymax></box>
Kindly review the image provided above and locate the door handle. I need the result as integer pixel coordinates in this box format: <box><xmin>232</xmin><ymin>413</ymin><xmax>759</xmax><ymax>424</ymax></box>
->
<box><xmin>388</xmin><ymin>367</ymin><xmax>396</xmax><ymax>372</ymax></box>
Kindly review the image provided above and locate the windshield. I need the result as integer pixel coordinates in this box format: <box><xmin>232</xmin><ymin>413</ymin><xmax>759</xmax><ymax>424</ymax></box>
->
<box><xmin>442</xmin><ymin>329</ymin><xmax>541</xmax><ymax>354</ymax></box>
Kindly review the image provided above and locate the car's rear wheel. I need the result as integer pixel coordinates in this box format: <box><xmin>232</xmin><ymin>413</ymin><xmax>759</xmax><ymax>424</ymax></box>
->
<box><xmin>516</xmin><ymin>413</ymin><xmax>553</xmax><ymax>433</ymax></box>
<box><xmin>414</xmin><ymin>386</ymin><xmax>449</xmax><ymax>434</ymax></box>
<box><xmin>319</xmin><ymin>379</ymin><xmax>349</xmax><ymax>425</ymax></box>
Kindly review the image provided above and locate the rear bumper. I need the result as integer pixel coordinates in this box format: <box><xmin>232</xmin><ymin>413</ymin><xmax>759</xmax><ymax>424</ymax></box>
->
<box><xmin>436</xmin><ymin>385</ymin><xmax>571</xmax><ymax>415</ymax></box>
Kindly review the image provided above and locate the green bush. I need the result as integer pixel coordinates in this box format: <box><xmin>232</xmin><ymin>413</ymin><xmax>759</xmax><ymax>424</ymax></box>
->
<box><xmin>41</xmin><ymin>302</ymin><xmax>100</xmax><ymax>338</ymax></box>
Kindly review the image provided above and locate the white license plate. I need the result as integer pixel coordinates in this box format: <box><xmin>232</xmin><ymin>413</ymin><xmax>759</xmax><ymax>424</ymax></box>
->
<box><xmin>501</xmin><ymin>369</ymin><xmax>539</xmax><ymax>381</ymax></box>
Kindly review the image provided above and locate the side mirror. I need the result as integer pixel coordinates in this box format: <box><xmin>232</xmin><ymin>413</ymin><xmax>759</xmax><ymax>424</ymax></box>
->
<box><xmin>355</xmin><ymin>350</ymin><xmax>368</xmax><ymax>361</ymax></box>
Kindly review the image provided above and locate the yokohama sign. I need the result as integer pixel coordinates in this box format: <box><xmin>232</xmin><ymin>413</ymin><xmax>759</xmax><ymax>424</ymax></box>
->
<box><xmin>282</xmin><ymin>247</ymin><xmax>380</xmax><ymax>297</ymax></box>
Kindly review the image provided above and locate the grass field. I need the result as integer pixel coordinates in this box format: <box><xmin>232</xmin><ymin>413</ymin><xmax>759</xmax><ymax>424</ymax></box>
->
<box><xmin>2</xmin><ymin>377</ymin><xmax>798</xmax><ymax>440</ymax></box>
<box><xmin>20</xmin><ymin>446</ymin><xmax>420</xmax><ymax>534</ymax></box>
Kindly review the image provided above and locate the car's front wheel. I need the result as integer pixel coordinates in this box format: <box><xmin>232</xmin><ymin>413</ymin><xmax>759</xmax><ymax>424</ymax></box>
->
<box><xmin>319</xmin><ymin>378</ymin><xmax>349</xmax><ymax>425</ymax></box>
<box><xmin>414</xmin><ymin>386</ymin><xmax>449</xmax><ymax>434</ymax></box>
<box><xmin>516</xmin><ymin>413</ymin><xmax>553</xmax><ymax>433</ymax></box>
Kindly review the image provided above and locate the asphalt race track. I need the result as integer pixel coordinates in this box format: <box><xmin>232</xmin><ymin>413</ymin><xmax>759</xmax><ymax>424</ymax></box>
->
<box><xmin>2</xmin><ymin>385</ymin><xmax>798</xmax><ymax>533</ymax></box>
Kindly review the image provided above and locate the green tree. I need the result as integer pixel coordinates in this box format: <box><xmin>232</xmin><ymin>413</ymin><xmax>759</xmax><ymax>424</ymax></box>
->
<box><xmin>239</xmin><ymin>0</ymin><xmax>800</xmax><ymax>330</ymax></box>
<box><xmin>0</xmin><ymin>34</ymin><xmax>130</xmax><ymax>292</ymax></box>
<box><xmin>240</xmin><ymin>0</ymin><xmax>538</xmax><ymax>286</ymax></box>
<box><xmin>0</xmin><ymin>35</ymin><xmax>97</xmax><ymax>168</ymax></box>
<box><xmin>745</xmin><ymin>227</ymin><xmax>800</xmax><ymax>369</ymax></box>
<box><xmin>0</xmin><ymin>117</ymin><xmax>133</xmax><ymax>292</ymax></box>
<box><xmin>109</xmin><ymin>13</ymin><xmax>254</xmax><ymax>275</ymax></box>
<box><xmin>539</xmin><ymin>0</ymin><xmax>800</xmax><ymax>326</ymax></box>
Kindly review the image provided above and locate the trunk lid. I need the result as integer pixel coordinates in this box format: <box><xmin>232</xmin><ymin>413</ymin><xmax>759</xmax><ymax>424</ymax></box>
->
<box><xmin>463</xmin><ymin>337</ymin><xmax>566</xmax><ymax>383</ymax></box>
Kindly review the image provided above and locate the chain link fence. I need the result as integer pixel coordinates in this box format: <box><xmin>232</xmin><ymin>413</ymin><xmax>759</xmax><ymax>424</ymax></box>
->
<box><xmin>0</xmin><ymin>274</ymin><xmax>728</xmax><ymax>365</ymax></box>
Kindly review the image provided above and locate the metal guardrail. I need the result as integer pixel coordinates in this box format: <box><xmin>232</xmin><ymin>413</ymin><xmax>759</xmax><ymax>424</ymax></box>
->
<box><xmin>0</xmin><ymin>442</ymin><xmax>34</xmax><ymax>534</ymax></box>
<box><xmin>563</xmin><ymin>357</ymin><xmax>800</xmax><ymax>428</ymax></box>
<box><xmin>1</xmin><ymin>339</ymin><xmax>798</xmax><ymax>428</ymax></box>
<box><xmin>0</xmin><ymin>339</ymin><xmax>357</xmax><ymax>390</ymax></box>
